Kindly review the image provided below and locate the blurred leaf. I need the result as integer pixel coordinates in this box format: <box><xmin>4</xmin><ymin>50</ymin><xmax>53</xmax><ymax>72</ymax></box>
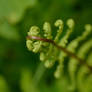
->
<box><xmin>0</xmin><ymin>0</ymin><xmax>37</xmax><ymax>24</ymax></box>
<box><xmin>0</xmin><ymin>0</ymin><xmax>37</xmax><ymax>40</ymax></box>
<box><xmin>20</xmin><ymin>69</ymin><xmax>39</xmax><ymax>92</ymax></box>
<box><xmin>0</xmin><ymin>75</ymin><xmax>9</xmax><ymax>92</ymax></box>
<box><xmin>0</xmin><ymin>21</ymin><xmax>20</xmax><ymax>40</ymax></box>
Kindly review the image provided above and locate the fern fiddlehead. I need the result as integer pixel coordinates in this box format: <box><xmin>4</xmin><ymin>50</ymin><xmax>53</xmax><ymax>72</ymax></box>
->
<box><xmin>26</xmin><ymin>18</ymin><xmax>92</xmax><ymax>91</ymax></box>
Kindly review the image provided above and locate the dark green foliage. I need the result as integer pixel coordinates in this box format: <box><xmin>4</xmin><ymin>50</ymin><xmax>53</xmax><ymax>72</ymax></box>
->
<box><xmin>0</xmin><ymin>0</ymin><xmax>92</xmax><ymax>92</ymax></box>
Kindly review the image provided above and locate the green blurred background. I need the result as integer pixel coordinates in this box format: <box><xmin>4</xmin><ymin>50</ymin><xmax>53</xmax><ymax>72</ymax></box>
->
<box><xmin>0</xmin><ymin>0</ymin><xmax>92</xmax><ymax>92</ymax></box>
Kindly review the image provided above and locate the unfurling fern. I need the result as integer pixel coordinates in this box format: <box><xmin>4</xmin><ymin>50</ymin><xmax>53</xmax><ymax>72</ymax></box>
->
<box><xmin>26</xmin><ymin>19</ymin><xmax>92</xmax><ymax>91</ymax></box>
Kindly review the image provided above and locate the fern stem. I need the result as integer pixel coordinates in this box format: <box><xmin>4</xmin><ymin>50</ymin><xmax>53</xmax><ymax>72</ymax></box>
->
<box><xmin>27</xmin><ymin>36</ymin><xmax>92</xmax><ymax>71</ymax></box>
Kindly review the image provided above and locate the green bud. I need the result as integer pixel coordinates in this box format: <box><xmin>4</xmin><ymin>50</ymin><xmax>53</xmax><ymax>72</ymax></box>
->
<box><xmin>44</xmin><ymin>60</ymin><xmax>54</xmax><ymax>68</ymax></box>
<box><xmin>54</xmin><ymin>19</ymin><xmax>64</xmax><ymax>42</ymax></box>
<box><xmin>55</xmin><ymin>19</ymin><xmax>63</xmax><ymax>30</ymax></box>
<box><xmin>85</xmin><ymin>24</ymin><xmax>92</xmax><ymax>32</ymax></box>
<box><xmin>40</xmin><ymin>52</ymin><xmax>46</xmax><ymax>61</ymax></box>
<box><xmin>26</xmin><ymin>26</ymin><xmax>42</xmax><ymax>53</ymax></box>
<box><xmin>26</xmin><ymin>40</ymin><xmax>33</xmax><ymax>51</ymax></box>
<box><xmin>54</xmin><ymin>65</ymin><xmax>62</xmax><ymax>79</ymax></box>
<box><xmin>67</xmin><ymin>19</ymin><xmax>75</xmax><ymax>29</ymax></box>
<box><xmin>43</xmin><ymin>22</ymin><xmax>52</xmax><ymax>39</ymax></box>
<box><xmin>28</xmin><ymin>26</ymin><xmax>40</xmax><ymax>36</ymax></box>
<box><xmin>33</xmin><ymin>41</ymin><xmax>42</xmax><ymax>53</ymax></box>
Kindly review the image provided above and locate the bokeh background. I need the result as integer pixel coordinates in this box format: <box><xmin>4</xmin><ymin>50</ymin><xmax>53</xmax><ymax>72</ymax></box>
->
<box><xmin>0</xmin><ymin>0</ymin><xmax>92</xmax><ymax>92</ymax></box>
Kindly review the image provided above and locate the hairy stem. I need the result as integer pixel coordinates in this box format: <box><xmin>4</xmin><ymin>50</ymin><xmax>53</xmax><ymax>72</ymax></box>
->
<box><xmin>27</xmin><ymin>36</ymin><xmax>92</xmax><ymax>72</ymax></box>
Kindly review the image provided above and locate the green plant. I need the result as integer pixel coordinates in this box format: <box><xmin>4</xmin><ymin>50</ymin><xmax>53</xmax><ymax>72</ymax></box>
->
<box><xmin>26</xmin><ymin>19</ymin><xmax>92</xmax><ymax>91</ymax></box>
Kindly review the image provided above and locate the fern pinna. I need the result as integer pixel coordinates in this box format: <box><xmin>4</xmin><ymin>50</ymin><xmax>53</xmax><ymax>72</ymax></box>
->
<box><xmin>26</xmin><ymin>19</ymin><xmax>92</xmax><ymax>92</ymax></box>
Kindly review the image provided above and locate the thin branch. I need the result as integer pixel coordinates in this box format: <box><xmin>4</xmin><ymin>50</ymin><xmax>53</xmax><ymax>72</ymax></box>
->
<box><xmin>27</xmin><ymin>36</ymin><xmax>92</xmax><ymax>72</ymax></box>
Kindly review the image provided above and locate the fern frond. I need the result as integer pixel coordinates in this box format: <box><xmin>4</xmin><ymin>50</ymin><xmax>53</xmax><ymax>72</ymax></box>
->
<box><xmin>26</xmin><ymin>18</ymin><xmax>92</xmax><ymax>91</ymax></box>
<box><xmin>54</xmin><ymin>19</ymin><xmax>75</xmax><ymax>78</ymax></box>
<box><xmin>68</xmin><ymin>24</ymin><xmax>92</xmax><ymax>87</ymax></box>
